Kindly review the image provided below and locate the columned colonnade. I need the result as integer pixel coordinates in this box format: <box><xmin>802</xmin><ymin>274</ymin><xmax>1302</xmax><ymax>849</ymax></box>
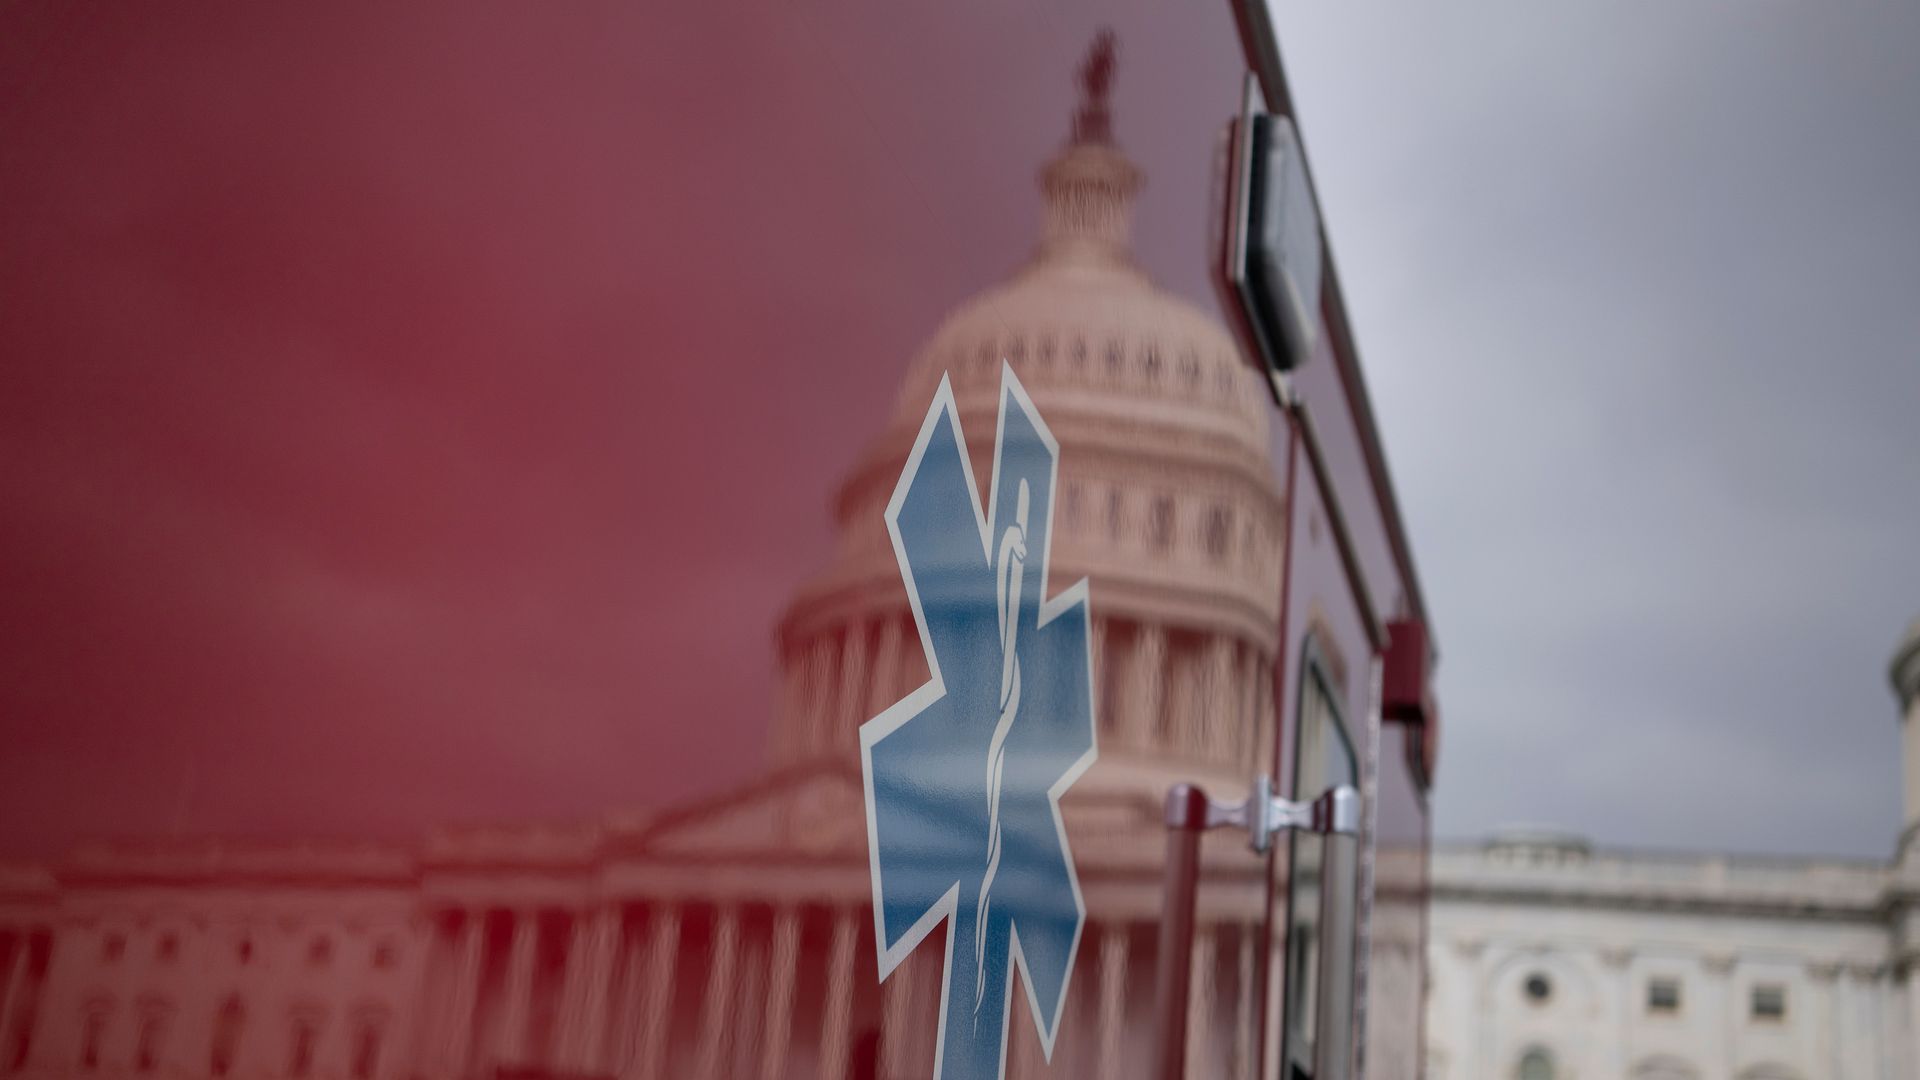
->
<box><xmin>417</xmin><ymin>900</ymin><xmax>1265</xmax><ymax>1080</ymax></box>
<box><xmin>780</xmin><ymin>610</ymin><xmax>1275</xmax><ymax>770</ymax></box>
<box><xmin>420</xmin><ymin>900</ymin><xmax>868</xmax><ymax>1079</ymax></box>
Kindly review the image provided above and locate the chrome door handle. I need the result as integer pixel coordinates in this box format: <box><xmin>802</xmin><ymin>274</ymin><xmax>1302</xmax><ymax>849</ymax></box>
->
<box><xmin>1163</xmin><ymin>776</ymin><xmax>1359</xmax><ymax>853</ymax></box>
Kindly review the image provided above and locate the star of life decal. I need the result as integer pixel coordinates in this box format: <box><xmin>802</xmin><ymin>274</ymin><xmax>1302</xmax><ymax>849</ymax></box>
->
<box><xmin>860</xmin><ymin>365</ymin><xmax>1098</xmax><ymax>1080</ymax></box>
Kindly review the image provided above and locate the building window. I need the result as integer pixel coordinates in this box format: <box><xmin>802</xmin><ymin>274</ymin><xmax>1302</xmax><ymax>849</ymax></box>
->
<box><xmin>134</xmin><ymin>1007</ymin><xmax>170</xmax><ymax>1074</ymax></box>
<box><xmin>1518</xmin><ymin>1047</ymin><xmax>1556</xmax><ymax>1080</ymax></box>
<box><xmin>79</xmin><ymin>1006</ymin><xmax>111</xmax><ymax>1072</ymax></box>
<box><xmin>1146</xmin><ymin>496</ymin><xmax>1174</xmax><ymax>552</ymax></box>
<box><xmin>371</xmin><ymin>939</ymin><xmax>399</xmax><ymax>970</ymax></box>
<box><xmin>1523</xmin><ymin>972</ymin><xmax>1553</xmax><ymax>1004</ymax></box>
<box><xmin>1203</xmin><ymin>506</ymin><xmax>1232</xmax><ymax>561</ymax></box>
<box><xmin>209</xmin><ymin>996</ymin><xmax>245</xmax><ymax>1078</ymax></box>
<box><xmin>349</xmin><ymin>1021</ymin><xmax>383</xmax><ymax>1080</ymax></box>
<box><xmin>1750</xmin><ymin>983</ymin><xmax>1787</xmax><ymax>1021</ymax></box>
<box><xmin>1061</xmin><ymin>482</ymin><xmax>1083</xmax><ymax>528</ymax></box>
<box><xmin>288</xmin><ymin>1015</ymin><xmax>322</xmax><ymax>1079</ymax></box>
<box><xmin>1647</xmin><ymin>977</ymin><xmax>1681</xmax><ymax>1014</ymax></box>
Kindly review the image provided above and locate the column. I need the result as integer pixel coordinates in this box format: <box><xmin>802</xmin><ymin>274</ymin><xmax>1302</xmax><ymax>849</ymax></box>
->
<box><xmin>0</xmin><ymin>934</ymin><xmax>26</xmax><ymax>1061</ymax></box>
<box><xmin>1886</xmin><ymin>965</ymin><xmax>1908</xmax><ymax>1080</ymax></box>
<box><xmin>1184</xmin><ymin>923</ymin><xmax>1218</xmax><ymax>1078</ymax></box>
<box><xmin>105</xmin><ymin>946</ymin><xmax>143</xmax><ymax>1066</ymax></box>
<box><xmin>553</xmin><ymin>915</ymin><xmax>594</xmax><ymax>1068</ymax></box>
<box><xmin>1168</xmin><ymin>652</ymin><xmax>1200</xmax><ymax>754</ymax></box>
<box><xmin>607</xmin><ymin>917</ymin><xmax>648</xmax><ymax>1076</ymax></box>
<box><xmin>1593</xmin><ymin>947</ymin><xmax>1632</xmax><ymax>1077</ymax></box>
<box><xmin>1256</xmin><ymin>654</ymin><xmax>1276</xmax><ymax>757</ymax></box>
<box><xmin>868</xmin><ymin>616</ymin><xmax>905</xmax><ymax>718</ymax></box>
<box><xmin>498</xmin><ymin>912</ymin><xmax>540</xmax><ymax>1065</ymax></box>
<box><xmin>26</xmin><ymin>923</ymin><xmax>84</xmax><ymax>1071</ymax></box>
<box><xmin>837</xmin><ymin>623</ymin><xmax>872</xmax><ymax>741</ymax></box>
<box><xmin>758</xmin><ymin>909</ymin><xmax>802</xmax><ymax>1080</ymax></box>
<box><xmin>556</xmin><ymin>908</ymin><xmax>620</xmax><ymax>1072</ymax></box>
<box><xmin>777</xmin><ymin>651</ymin><xmax>808</xmax><ymax>760</ymax></box>
<box><xmin>1840</xmin><ymin>963</ymin><xmax>1880</xmax><ymax>1079</ymax></box>
<box><xmin>1124</xmin><ymin>625</ymin><xmax>1167</xmax><ymax>750</ymax></box>
<box><xmin>441</xmin><ymin>914</ymin><xmax>486</xmax><ymax>1075</ymax></box>
<box><xmin>1236</xmin><ymin>644</ymin><xmax>1261</xmax><ymax>762</ymax></box>
<box><xmin>1205</xmin><ymin>636</ymin><xmax>1237</xmax><ymax>763</ymax></box>
<box><xmin>1450</xmin><ymin>938</ymin><xmax>1488</xmax><ymax>1079</ymax></box>
<box><xmin>1808</xmin><ymin>961</ymin><xmax>1841</xmax><ymax>1077</ymax></box>
<box><xmin>818</xmin><ymin>910</ymin><xmax>859</xmax><ymax>1080</ymax></box>
<box><xmin>633</xmin><ymin>905</ymin><xmax>683</xmax><ymax>1080</ymax></box>
<box><xmin>734</xmin><ymin>949</ymin><xmax>767</xmax><ymax>1076</ymax></box>
<box><xmin>400</xmin><ymin>913</ymin><xmax>444</xmax><ymax>1077</ymax></box>
<box><xmin>807</xmin><ymin>638</ymin><xmax>839</xmax><ymax>754</ymax></box>
<box><xmin>1096</xmin><ymin>926</ymin><xmax>1128</xmax><ymax>1077</ymax></box>
<box><xmin>881</xmin><ymin>954</ymin><xmax>918</xmax><ymax>1077</ymax></box>
<box><xmin>578</xmin><ymin>911</ymin><xmax>622</xmax><ymax>1072</ymax></box>
<box><xmin>694</xmin><ymin>906</ymin><xmax>742</xmax><ymax>1078</ymax></box>
<box><xmin>1701</xmin><ymin>953</ymin><xmax>1737</xmax><ymax>1080</ymax></box>
<box><xmin>1878</xmin><ymin>965</ymin><xmax>1901</xmax><ymax>1080</ymax></box>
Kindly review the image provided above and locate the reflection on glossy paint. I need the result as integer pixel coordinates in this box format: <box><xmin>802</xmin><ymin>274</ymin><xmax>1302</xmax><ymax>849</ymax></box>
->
<box><xmin>0</xmin><ymin>10</ymin><xmax>1431</xmax><ymax>1079</ymax></box>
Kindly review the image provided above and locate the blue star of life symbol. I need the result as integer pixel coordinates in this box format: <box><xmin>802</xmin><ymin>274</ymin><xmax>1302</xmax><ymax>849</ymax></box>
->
<box><xmin>860</xmin><ymin>364</ymin><xmax>1098</xmax><ymax>1080</ymax></box>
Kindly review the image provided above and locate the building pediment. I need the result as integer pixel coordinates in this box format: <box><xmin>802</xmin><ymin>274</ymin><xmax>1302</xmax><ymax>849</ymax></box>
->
<box><xmin>621</xmin><ymin>762</ymin><xmax>871</xmax><ymax>863</ymax></box>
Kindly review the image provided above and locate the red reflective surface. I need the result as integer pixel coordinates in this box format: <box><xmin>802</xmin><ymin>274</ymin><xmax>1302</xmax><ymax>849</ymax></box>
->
<box><xmin>0</xmin><ymin>4</ymin><xmax>1431</xmax><ymax>1078</ymax></box>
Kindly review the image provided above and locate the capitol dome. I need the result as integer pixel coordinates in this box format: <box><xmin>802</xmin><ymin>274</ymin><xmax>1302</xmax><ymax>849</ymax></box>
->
<box><xmin>773</xmin><ymin>44</ymin><xmax>1284</xmax><ymax>785</ymax></box>
<box><xmin>889</xmin><ymin>139</ymin><xmax>1268</xmax><ymax>464</ymax></box>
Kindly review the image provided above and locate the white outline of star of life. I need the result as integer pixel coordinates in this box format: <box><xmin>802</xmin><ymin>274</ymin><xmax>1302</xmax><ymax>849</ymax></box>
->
<box><xmin>858</xmin><ymin>363</ymin><xmax>1100</xmax><ymax>1080</ymax></box>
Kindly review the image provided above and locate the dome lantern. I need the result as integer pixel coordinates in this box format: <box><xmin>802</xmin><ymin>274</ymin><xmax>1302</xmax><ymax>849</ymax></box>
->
<box><xmin>1036</xmin><ymin>30</ymin><xmax>1143</xmax><ymax>267</ymax></box>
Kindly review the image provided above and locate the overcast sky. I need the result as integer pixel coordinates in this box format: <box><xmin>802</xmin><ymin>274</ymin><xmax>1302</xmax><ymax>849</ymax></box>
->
<box><xmin>0</xmin><ymin>3</ymin><xmax>1913</xmax><ymax>861</ymax></box>
<box><xmin>1274</xmin><ymin>2</ymin><xmax>1920</xmax><ymax>857</ymax></box>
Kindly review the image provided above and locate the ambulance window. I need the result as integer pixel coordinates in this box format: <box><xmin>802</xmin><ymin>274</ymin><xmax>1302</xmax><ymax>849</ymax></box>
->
<box><xmin>1281</xmin><ymin>642</ymin><xmax>1358</xmax><ymax>1080</ymax></box>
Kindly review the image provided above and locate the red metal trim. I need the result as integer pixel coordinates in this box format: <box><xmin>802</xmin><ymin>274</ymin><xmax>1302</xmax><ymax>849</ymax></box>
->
<box><xmin>1254</xmin><ymin>412</ymin><xmax>1302</xmax><ymax>1074</ymax></box>
<box><xmin>1290</xmin><ymin>400</ymin><xmax>1387</xmax><ymax>651</ymax></box>
<box><xmin>1381</xmin><ymin>617</ymin><xmax>1430</xmax><ymax>725</ymax></box>
<box><xmin>1271</xmin><ymin>414</ymin><xmax>1302</xmax><ymax>788</ymax></box>
<box><xmin>1321</xmin><ymin>271</ymin><xmax>1433</xmax><ymax>639</ymax></box>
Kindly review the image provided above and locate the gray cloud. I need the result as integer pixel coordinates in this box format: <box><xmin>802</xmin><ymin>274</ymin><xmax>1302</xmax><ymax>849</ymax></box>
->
<box><xmin>1275</xmin><ymin>2</ymin><xmax>1920</xmax><ymax>856</ymax></box>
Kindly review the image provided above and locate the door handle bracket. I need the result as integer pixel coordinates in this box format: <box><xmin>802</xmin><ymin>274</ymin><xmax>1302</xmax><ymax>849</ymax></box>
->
<box><xmin>1163</xmin><ymin>776</ymin><xmax>1359</xmax><ymax>853</ymax></box>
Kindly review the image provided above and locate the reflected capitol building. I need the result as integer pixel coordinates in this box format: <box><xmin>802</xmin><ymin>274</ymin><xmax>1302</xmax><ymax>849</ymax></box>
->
<box><xmin>0</xmin><ymin>53</ymin><xmax>1426</xmax><ymax>1080</ymax></box>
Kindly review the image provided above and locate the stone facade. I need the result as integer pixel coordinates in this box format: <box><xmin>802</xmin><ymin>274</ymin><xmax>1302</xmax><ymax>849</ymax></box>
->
<box><xmin>1426</xmin><ymin>617</ymin><xmax>1920</xmax><ymax>1080</ymax></box>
